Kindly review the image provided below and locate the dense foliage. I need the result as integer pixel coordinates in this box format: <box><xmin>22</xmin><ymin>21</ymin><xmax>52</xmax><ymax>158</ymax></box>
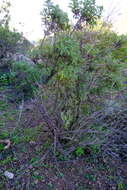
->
<box><xmin>29</xmin><ymin>26</ymin><xmax>127</xmax><ymax>162</ymax></box>
<box><xmin>41</xmin><ymin>0</ymin><xmax>70</xmax><ymax>35</ymax></box>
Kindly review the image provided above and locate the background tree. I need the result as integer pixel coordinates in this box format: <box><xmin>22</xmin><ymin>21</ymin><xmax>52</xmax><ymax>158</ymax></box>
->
<box><xmin>0</xmin><ymin>0</ymin><xmax>11</xmax><ymax>28</ymax></box>
<box><xmin>69</xmin><ymin>0</ymin><xmax>103</xmax><ymax>31</ymax></box>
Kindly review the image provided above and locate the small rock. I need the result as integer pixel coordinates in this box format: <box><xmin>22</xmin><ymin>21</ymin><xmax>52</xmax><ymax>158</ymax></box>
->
<box><xmin>4</xmin><ymin>171</ymin><xmax>14</xmax><ymax>179</ymax></box>
<box><xmin>29</xmin><ymin>141</ymin><xmax>36</xmax><ymax>145</ymax></box>
<box><xmin>12</xmin><ymin>53</ymin><xmax>35</xmax><ymax>65</ymax></box>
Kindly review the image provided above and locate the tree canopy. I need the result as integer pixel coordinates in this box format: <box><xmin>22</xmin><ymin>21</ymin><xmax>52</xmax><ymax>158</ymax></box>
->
<box><xmin>41</xmin><ymin>0</ymin><xmax>70</xmax><ymax>35</ymax></box>
<box><xmin>69</xmin><ymin>0</ymin><xmax>103</xmax><ymax>30</ymax></box>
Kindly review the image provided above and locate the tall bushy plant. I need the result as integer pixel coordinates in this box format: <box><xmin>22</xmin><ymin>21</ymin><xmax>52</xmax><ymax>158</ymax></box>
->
<box><xmin>32</xmin><ymin>1</ymin><xmax>127</xmax><ymax>159</ymax></box>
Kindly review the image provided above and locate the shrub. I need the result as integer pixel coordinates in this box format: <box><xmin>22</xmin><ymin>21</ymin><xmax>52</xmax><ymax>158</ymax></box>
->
<box><xmin>30</xmin><ymin>25</ymin><xmax>127</xmax><ymax>163</ymax></box>
<box><xmin>0</xmin><ymin>26</ymin><xmax>21</xmax><ymax>60</ymax></box>
<box><xmin>30</xmin><ymin>38</ymin><xmax>54</xmax><ymax>61</ymax></box>
<box><xmin>9</xmin><ymin>61</ymin><xmax>42</xmax><ymax>99</ymax></box>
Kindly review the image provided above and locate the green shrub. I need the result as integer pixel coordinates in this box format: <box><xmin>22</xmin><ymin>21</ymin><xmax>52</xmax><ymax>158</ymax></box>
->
<box><xmin>0</xmin><ymin>26</ymin><xmax>21</xmax><ymax>59</ymax></box>
<box><xmin>34</xmin><ymin>30</ymin><xmax>127</xmax><ymax>131</ymax></box>
<box><xmin>0</xmin><ymin>73</ymin><xmax>9</xmax><ymax>86</ymax></box>
<box><xmin>9</xmin><ymin>61</ymin><xmax>42</xmax><ymax>98</ymax></box>
<box><xmin>30</xmin><ymin>38</ymin><xmax>54</xmax><ymax>60</ymax></box>
<box><xmin>75</xmin><ymin>146</ymin><xmax>84</xmax><ymax>156</ymax></box>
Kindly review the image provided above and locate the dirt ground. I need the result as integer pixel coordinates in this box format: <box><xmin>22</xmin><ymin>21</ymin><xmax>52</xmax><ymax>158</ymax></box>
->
<box><xmin>0</xmin><ymin>87</ymin><xmax>127</xmax><ymax>190</ymax></box>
